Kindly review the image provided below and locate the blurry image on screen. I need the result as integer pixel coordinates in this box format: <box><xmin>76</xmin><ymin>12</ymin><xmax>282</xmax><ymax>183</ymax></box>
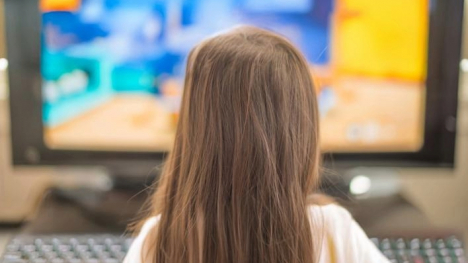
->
<box><xmin>41</xmin><ymin>0</ymin><xmax>428</xmax><ymax>152</ymax></box>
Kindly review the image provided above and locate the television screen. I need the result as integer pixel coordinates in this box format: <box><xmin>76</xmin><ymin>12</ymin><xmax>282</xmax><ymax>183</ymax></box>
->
<box><xmin>41</xmin><ymin>0</ymin><xmax>429</xmax><ymax>153</ymax></box>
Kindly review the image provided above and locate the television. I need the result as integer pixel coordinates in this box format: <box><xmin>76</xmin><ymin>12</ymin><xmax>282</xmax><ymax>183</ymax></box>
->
<box><xmin>5</xmin><ymin>0</ymin><xmax>464</xmax><ymax>172</ymax></box>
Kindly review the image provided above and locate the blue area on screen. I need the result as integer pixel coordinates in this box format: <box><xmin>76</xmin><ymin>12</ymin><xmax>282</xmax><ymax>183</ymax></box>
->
<box><xmin>41</xmin><ymin>0</ymin><xmax>332</xmax><ymax>126</ymax></box>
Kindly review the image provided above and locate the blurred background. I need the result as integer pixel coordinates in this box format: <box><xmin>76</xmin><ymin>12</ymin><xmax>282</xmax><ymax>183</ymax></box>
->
<box><xmin>0</xmin><ymin>0</ymin><xmax>468</xmax><ymax>260</ymax></box>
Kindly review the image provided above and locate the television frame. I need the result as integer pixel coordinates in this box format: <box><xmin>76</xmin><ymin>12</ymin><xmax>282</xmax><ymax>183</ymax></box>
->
<box><xmin>5</xmin><ymin>0</ymin><xmax>464</xmax><ymax>171</ymax></box>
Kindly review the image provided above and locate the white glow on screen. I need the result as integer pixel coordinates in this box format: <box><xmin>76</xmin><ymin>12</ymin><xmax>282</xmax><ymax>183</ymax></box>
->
<box><xmin>350</xmin><ymin>175</ymin><xmax>371</xmax><ymax>195</ymax></box>
<box><xmin>460</xmin><ymin>59</ymin><xmax>468</xmax><ymax>72</ymax></box>
<box><xmin>0</xmin><ymin>58</ymin><xmax>9</xmax><ymax>71</ymax></box>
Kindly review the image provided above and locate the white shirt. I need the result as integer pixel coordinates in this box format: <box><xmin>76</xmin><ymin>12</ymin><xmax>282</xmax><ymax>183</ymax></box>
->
<box><xmin>124</xmin><ymin>204</ymin><xmax>390</xmax><ymax>263</ymax></box>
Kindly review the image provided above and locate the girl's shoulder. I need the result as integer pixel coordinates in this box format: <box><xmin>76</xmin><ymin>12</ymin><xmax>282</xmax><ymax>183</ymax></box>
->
<box><xmin>308</xmin><ymin>204</ymin><xmax>390</xmax><ymax>263</ymax></box>
<box><xmin>137</xmin><ymin>204</ymin><xmax>354</xmax><ymax>241</ymax></box>
<box><xmin>140</xmin><ymin>215</ymin><xmax>160</xmax><ymax>235</ymax></box>
<box><xmin>309</xmin><ymin>203</ymin><xmax>353</xmax><ymax>222</ymax></box>
<box><xmin>126</xmin><ymin>204</ymin><xmax>390</xmax><ymax>263</ymax></box>
<box><xmin>123</xmin><ymin>216</ymin><xmax>160</xmax><ymax>263</ymax></box>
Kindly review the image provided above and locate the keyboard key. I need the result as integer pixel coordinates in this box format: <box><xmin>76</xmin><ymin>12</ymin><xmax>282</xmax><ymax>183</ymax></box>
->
<box><xmin>21</xmin><ymin>245</ymin><xmax>36</xmax><ymax>252</ymax></box>
<box><xmin>423</xmin><ymin>239</ymin><xmax>434</xmax><ymax>249</ymax></box>
<box><xmin>91</xmin><ymin>244</ymin><xmax>105</xmax><ymax>252</ymax></box>
<box><xmin>383</xmin><ymin>249</ymin><xmax>396</xmax><ymax>260</ymax></box>
<box><xmin>113</xmin><ymin>252</ymin><xmax>125</xmax><ymax>261</ymax></box>
<box><xmin>381</xmin><ymin>239</ymin><xmax>392</xmax><ymax>250</ymax></box>
<box><xmin>30</xmin><ymin>258</ymin><xmax>47</xmax><ymax>263</ymax></box>
<box><xmin>44</xmin><ymin>251</ymin><xmax>58</xmax><ymax>259</ymax></box>
<box><xmin>39</xmin><ymin>245</ymin><xmax>53</xmax><ymax>253</ymax></box>
<box><xmin>99</xmin><ymin>251</ymin><xmax>111</xmax><ymax>259</ymax></box>
<box><xmin>2</xmin><ymin>252</ymin><xmax>22</xmax><ymax>261</ymax></box>
<box><xmin>412</xmin><ymin>255</ymin><xmax>425</xmax><ymax>263</ymax></box>
<box><xmin>78</xmin><ymin>251</ymin><xmax>93</xmax><ymax>259</ymax></box>
<box><xmin>57</xmin><ymin>244</ymin><xmax>71</xmax><ymax>252</ymax></box>
<box><xmin>33</xmin><ymin>239</ymin><xmax>44</xmax><ymax>246</ymax></box>
<box><xmin>104</xmin><ymin>239</ymin><xmax>114</xmax><ymax>246</ymax></box>
<box><xmin>395</xmin><ymin>238</ymin><xmax>406</xmax><ymax>250</ymax></box>
<box><xmin>26</xmin><ymin>252</ymin><xmax>40</xmax><ymax>259</ymax></box>
<box><xmin>370</xmin><ymin>238</ymin><xmax>379</xmax><ymax>247</ymax></box>
<box><xmin>75</xmin><ymin>245</ymin><xmax>90</xmax><ymax>252</ymax></box>
<box><xmin>436</xmin><ymin>239</ymin><xmax>447</xmax><ymax>249</ymax></box>
<box><xmin>448</xmin><ymin>237</ymin><xmax>463</xmax><ymax>249</ymax></box>
<box><xmin>455</xmin><ymin>248</ymin><xmax>465</xmax><ymax>257</ymax></box>
<box><xmin>410</xmin><ymin>238</ymin><xmax>422</xmax><ymax>250</ymax></box>
<box><xmin>426</xmin><ymin>256</ymin><xmax>439</xmax><ymax>263</ymax></box>
<box><xmin>424</xmin><ymin>248</ymin><xmax>437</xmax><ymax>257</ymax></box>
<box><xmin>398</xmin><ymin>254</ymin><xmax>411</xmax><ymax>262</ymax></box>
<box><xmin>110</xmin><ymin>245</ymin><xmax>123</xmax><ymax>253</ymax></box>
<box><xmin>60</xmin><ymin>251</ymin><xmax>76</xmax><ymax>259</ymax></box>
<box><xmin>5</xmin><ymin>245</ymin><xmax>20</xmax><ymax>253</ymax></box>
<box><xmin>439</xmin><ymin>249</ymin><xmax>451</xmax><ymax>257</ymax></box>
<box><xmin>396</xmin><ymin>249</ymin><xmax>407</xmax><ymax>257</ymax></box>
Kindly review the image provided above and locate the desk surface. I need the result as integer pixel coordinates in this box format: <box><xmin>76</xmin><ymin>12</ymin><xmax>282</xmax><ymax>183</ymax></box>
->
<box><xmin>0</xmin><ymin>190</ymin><xmax>456</xmax><ymax>254</ymax></box>
<box><xmin>0</xmin><ymin>229</ymin><xmax>16</xmax><ymax>254</ymax></box>
<box><xmin>19</xmin><ymin>192</ymin><xmax>428</xmax><ymax>233</ymax></box>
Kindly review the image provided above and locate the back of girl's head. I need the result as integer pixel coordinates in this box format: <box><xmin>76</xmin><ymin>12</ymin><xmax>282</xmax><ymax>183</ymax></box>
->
<box><xmin>143</xmin><ymin>26</ymin><xmax>321</xmax><ymax>263</ymax></box>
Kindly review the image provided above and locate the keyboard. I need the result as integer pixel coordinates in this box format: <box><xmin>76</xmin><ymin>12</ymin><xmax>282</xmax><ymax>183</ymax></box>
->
<box><xmin>1</xmin><ymin>235</ymin><xmax>132</xmax><ymax>263</ymax></box>
<box><xmin>1</xmin><ymin>235</ymin><xmax>465</xmax><ymax>263</ymax></box>
<box><xmin>371</xmin><ymin>237</ymin><xmax>465</xmax><ymax>263</ymax></box>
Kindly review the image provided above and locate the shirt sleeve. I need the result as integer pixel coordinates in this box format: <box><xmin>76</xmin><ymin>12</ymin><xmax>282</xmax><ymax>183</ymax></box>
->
<box><xmin>123</xmin><ymin>216</ymin><xmax>159</xmax><ymax>263</ymax></box>
<box><xmin>314</xmin><ymin>204</ymin><xmax>391</xmax><ymax>263</ymax></box>
<box><xmin>348</xmin><ymin>217</ymin><xmax>391</xmax><ymax>263</ymax></box>
<box><xmin>127</xmin><ymin>207</ymin><xmax>389</xmax><ymax>263</ymax></box>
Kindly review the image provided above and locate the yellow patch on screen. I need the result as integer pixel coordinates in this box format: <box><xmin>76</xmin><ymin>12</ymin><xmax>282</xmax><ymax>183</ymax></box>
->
<box><xmin>40</xmin><ymin>0</ymin><xmax>81</xmax><ymax>12</ymax></box>
<box><xmin>332</xmin><ymin>0</ymin><xmax>429</xmax><ymax>81</ymax></box>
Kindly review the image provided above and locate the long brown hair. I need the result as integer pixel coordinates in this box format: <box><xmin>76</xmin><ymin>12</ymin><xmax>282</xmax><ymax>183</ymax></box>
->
<box><xmin>140</xmin><ymin>26</ymin><xmax>322</xmax><ymax>263</ymax></box>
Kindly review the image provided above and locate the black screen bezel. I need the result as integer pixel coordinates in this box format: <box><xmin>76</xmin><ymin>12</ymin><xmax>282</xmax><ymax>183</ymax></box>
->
<box><xmin>5</xmin><ymin>0</ymin><xmax>463</xmax><ymax>169</ymax></box>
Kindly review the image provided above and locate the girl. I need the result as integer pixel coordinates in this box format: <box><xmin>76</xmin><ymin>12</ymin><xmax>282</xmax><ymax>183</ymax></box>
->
<box><xmin>125</xmin><ymin>26</ymin><xmax>389</xmax><ymax>263</ymax></box>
